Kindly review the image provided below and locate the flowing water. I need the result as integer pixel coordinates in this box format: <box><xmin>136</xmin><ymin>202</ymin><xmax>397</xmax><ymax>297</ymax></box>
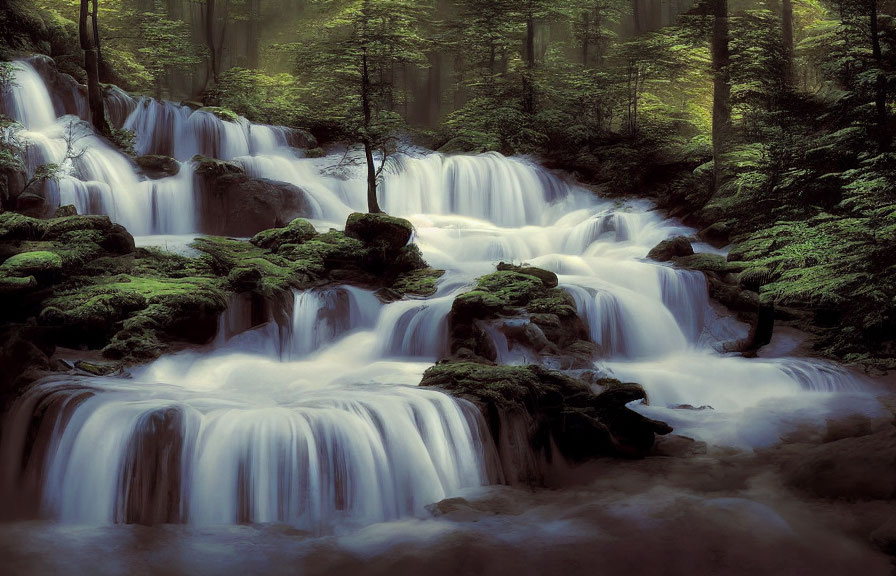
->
<box><xmin>0</xmin><ymin>59</ymin><xmax>890</xmax><ymax>573</ymax></box>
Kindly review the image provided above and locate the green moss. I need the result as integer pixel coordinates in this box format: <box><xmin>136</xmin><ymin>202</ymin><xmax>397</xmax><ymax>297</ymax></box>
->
<box><xmin>250</xmin><ymin>218</ymin><xmax>318</xmax><ymax>251</ymax></box>
<box><xmin>344</xmin><ymin>212</ymin><xmax>414</xmax><ymax>251</ymax></box>
<box><xmin>0</xmin><ymin>212</ymin><xmax>47</xmax><ymax>241</ymax></box>
<box><xmin>0</xmin><ymin>250</ymin><xmax>62</xmax><ymax>278</ymax></box>
<box><xmin>473</xmin><ymin>271</ymin><xmax>543</xmax><ymax>305</ymax></box>
<box><xmin>392</xmin><ymin>267</ymin><xmax>445</xmax><ymax>297</ymax></box>
<box><xmin>0</xmin><ymin>275</ymin><xmax>37</xmax><ymax>294</ymax></box>
<box><xmin>420</xmin><ymin>362</ymin><xmax>544</xmax><ymax>408</ymax></box>
<box><xmin>671</xmin><ymin>253</ymin><xmax>738</xmax><ymax>273</ymax></box>
<box><xmin>200</xmin><ymin>106</ymin><xmax>240</xmax><ymax>123</ymax></box>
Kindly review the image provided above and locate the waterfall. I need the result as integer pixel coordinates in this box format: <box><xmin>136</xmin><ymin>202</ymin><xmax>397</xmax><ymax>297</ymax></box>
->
<box><xmin>2</xmin><ymin>61</ymin><xmax>57</xmax><ymax>130</ymax></box>
<box><xmin>0</xmin><ymin>60</ymin><xmax>878</xmax><ymax>538</ymax></box>
<box><xmin>0</xmin><ymin>378</ymin><xmax>492</xmax><ymax>531</ymax></box>
<box><xmin>286</xmin><ymin>287</ymin><xmax>381</xmax><ymax>358</ymax></box>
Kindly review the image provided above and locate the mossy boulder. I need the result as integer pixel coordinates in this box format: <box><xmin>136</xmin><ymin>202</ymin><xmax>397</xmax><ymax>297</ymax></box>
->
<box><xmin>449</xmin><ymin>267</ymin><xmax>590</xmax><ymax>365</ymax></box>
<box><xmin>392</xmin><ymin>267</ymin><xmax>445</xmax><ymax>298</ymax></box>
<box><xmin>344</xmin><ymin>212</ymin><xmax>414</xmax><ymax>252</ymax></box>
<box><xmin>496</xmin><ymin>261</ymin><xmax>559</xmax><ymax>288</ymax></box>
<box><xmin>647</xmin><ymin>236</ymin><xmax>694</xmax><ymax>262</ymax></box>
<box><xmin>421</xmin><ymin>362</ymin><xmax>672</xmax><ymax>466</ymax></box>
<box><xmin>136</xmin><ymin>155</ymin><xmax>180</xmax><ymax>179</ymax></box>
<box><xmin>250</xmin><ymin>218</ymin><xmax>318</xmax><ymax>252</ymax></box>
<box><xmin>0</xmin><ymin>250</ymin><xmax>62</xmax><ymax>282</ymax></box>
<box><xmin>192</xmin><ymin>155</ymin><xmax>244</xmax><ymax>177</ymax></box>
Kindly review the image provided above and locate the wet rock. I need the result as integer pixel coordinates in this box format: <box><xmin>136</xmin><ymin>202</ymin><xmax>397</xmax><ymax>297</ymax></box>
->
<box><xmin>496</xmin><ymin>262</ymin><xmax>559</xmax><ymax>288</ymax></box>
<box><xmin>53</xmin><ymin>204</ymin><xmax>78</xmax><ymax>217</ymax></box>
<box><xmin>74</xmin><ymin>360</ymin><xmax>119</xmax><ymax>376</ymax></box>
<box><xmin>192</xmin><ymin>155</ymin><xmax>244</xmax><ymax>177</ymax></box>
<box><xmin>0</xmin><ymin>328</ymin><xmax>50</xmax><ymax>398</ymax></box>
<box><xmin>136</xmin><ymin>155</ymin><xmax>180</xmax><ymax>179</ymax></box>
<box><xmin>199</xmin><ymin>174</ymin><xmax>313</xmax><ymax>237</ymax></box>
<box><xmin>421</xmin><ymin>362</ymin><xmax>672</xmax><ymax>468</ymax></box>
<box><xmin>780</xmin><ymin>427</ymin><xmax>896</xmax><ymax>501</ymax></box>
<box><xmin>344</xmin><ymin>212</ymin><xmax>414</xmax><ymax>252</ymax></box>
<box><xmin>449</xmin><ymin>268</ymin><xmax>589</xmax><ymax>365</ymax></box>
<box><xmin>647</xmin><ymin>236</ymin><xmax>694</xmax><ymax>261</ymax></box>
<box><xmin>15</xmin><ymin>191</ymin><xmax>52</xmax><ymax>217</ymax></box>
<box><xmin>250</xmin><ymin>218</ymin><xmax>318</xmax><ymax>252</ymax></box>
<box><xmin>100</xmin><ymin>223</ymin><xmax>136</xmax><ymax>255</ymax></box>
<box><xmin>391</xmin><ymin>267</ymin><xmax>445</xmax><ymax>298</ymax></box>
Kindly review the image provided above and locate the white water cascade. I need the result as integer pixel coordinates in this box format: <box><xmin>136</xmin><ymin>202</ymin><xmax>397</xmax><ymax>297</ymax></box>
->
<box><xmin>0</xmin><ymin>59</ymin><xmax>883</xmax><ymax>537</ymax></box>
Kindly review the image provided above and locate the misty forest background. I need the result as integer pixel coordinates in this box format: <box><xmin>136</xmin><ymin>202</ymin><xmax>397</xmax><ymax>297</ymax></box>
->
<box><xmin>1</xmin><ymin>0</ymin><xmax>895</xmax><ymax>368</ymax></box>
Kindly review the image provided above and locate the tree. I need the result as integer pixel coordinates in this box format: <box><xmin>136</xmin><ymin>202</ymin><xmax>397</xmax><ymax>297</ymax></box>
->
<box><xmin>294</xmin><ymin>0</ymin><xmax>429</xmax><ymax>213</ymax></box>
<box><xmin>711</xmin><ymin>0</ymin><xmax>731</xmax><ymax>188</ymax></box>
<box><xmin>782</xmin><ymin>0</ymin><xmax>794</xmax><ymax>87</ymax></box>
<box><xmin>80</xmin><ymin>0</ymin><xmax>109</xmax><ymax>135</ymax></box>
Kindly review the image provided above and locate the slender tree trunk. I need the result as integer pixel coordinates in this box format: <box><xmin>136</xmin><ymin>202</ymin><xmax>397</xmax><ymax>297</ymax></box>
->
<box><xmin>80</xmin><ymin>0</ymin><xmax>108</xmax><ymax>135</ymax></box>
<box><xmin>711</xmin><ymin>0</ymin><xmax>731</xmax><ymax>190</ymax></box>
<box><xmin>582</xmin><ymin>12</ymin><xmax>590</xmax><ymax>66</ymax></box>
<box><xmin>782</xmin><ymin>0</ymin><xmax>793</xmax><ymax>89</ymax></box>
<box><xmin>361</xmin><ymin>46</ymin><xmax>382</xmax><ymax>214</ymax></box>
<box><xmin>247</xmin><ymin>0</ymin><xmax>260</xmax><ymax>68</ymax></box>
<box><xmin>869</xmin><ymin>0</ymin><xmax>888</xmax><ymax>148</ymax></box>
<box><xmin>91</xmin><ymin>0</ymin><xmax>101</xmax><ymax>62</ymax></box>
<box><xmin>632</xmin><ymin>0</ymin><xmax>642</xmax><ymax>35</ymax></box>
<box><xmin>215</xmin><ymin>0</ymin><xmax>229</xmax><ymax>77</ymax></box>
<box><xmin>523</xmin><ymin>14</ymin><xmax>535</xmax><ymax>113</ymax></box>
<box><xmin>205</xmin><ymin>0</ymin><xmax>218</xmax><ymax>89</ymax></box>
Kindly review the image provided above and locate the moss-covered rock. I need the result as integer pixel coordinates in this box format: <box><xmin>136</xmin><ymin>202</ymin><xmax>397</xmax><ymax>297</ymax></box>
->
<box><xmin>421</xmin><ymin>362</ymin><xmax>672</xmax><ymax>465</ymax></box>
<box><xmin>191</xmin><ymin>155</ymin><xmax>244</xmax><ymax>177</ymax></box>
<box><xmin>250</xmin><ymin>218</ymin><xmax>318</xmax><ymax>252</ymax></box>
<box><xmin>0</xmin><ymin>211</ymin><xmax>437</xmax><ymax>375</ymax></box>
<box><xmin>647</xmin><ymin>236</ymin><xmax>694</xmax><ymax>261</ymax></box>
<box><xmin>449</xmin><ymin>267</ymin><xmax>592</xmax><ymax>367</ymax></box>
<box><xmin>0</xmin><ymin>250</ymin><xmax>62</xmax><ymax>281</ymax></box>
<box><xmin>0</xmin><ymin>275</ymin><xmax>37</xmax><ymax>294</ymax></box>
<box><xmin>135</xmin><ymin>155</ymin><xmax>180</xmax><ymax>179</ymax></box>
<box><xmin>344</xmin><ymin>212</ymin><xmax>414</xmax><ymax>252</ymax></box>
<box><xmin>496</xmin><ymin>261</ymin><xmax>559</xmax><ymax>288</ymax></box>
<box><xmin>392</xmin><ymin>267</ymin><xmax>445</xmax><ymax>298</ymax></box>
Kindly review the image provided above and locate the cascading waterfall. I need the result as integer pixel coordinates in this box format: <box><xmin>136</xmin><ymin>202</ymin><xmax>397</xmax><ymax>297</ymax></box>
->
<box><xmin>2</xmin><ymin>61</ymin><xmax>57</xmax><ymax>130</ymax></box>
<box><xmin>0</xmin><ymin>61</ymin><xmax>879</xmax><ymax>536</ymax></box>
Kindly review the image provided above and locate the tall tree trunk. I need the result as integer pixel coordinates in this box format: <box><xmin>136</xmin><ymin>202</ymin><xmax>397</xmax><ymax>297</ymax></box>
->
<box><xmin>711</xmin><ymin>0</ymin><xmax>731</xmax><ymax>190</ymax></box>
<box><xmin>80</xmin><ymin>0</ymin><xmax>108</xmax><ymax>136</ymax></box>
<box><xmin>361</xmin><ymin>46</ymin><xmax>382</xmax><ymax>214</ymax></box>
<box><xmin>523</xmin><ymin>14</ymin><xmax>535</xmax><ymax>113</ymax></box>
<box><xmin>582</xmin><ymin>12</ymin><xmax>590</xmax><ymax>66</ymax></box>
<box><xmin>632</xmin><ymin>0</ymin><xmax>642</xmax><ymax>35</ymax></box>
<box><xmin>205</xmin><ymin>0</ymin><xmax>218</xmax><ymax>89</ymax></box>
<box><xmin>869</xmin><ymin>0</ymin><xmax>888</xmax><ymax>148</ymax></box>
<box><xmin>781</xmin><ymin>0</ymin><xmax>793</xmax><ymax>88</ymax></box>
<box><xmin>91</xmin><ymin>0</ymin><xmax>101</xmax><ymax>62</ymax></box>
<box><xmin>247</xmin><ymin>0</ymin><xmax>260</xmax><ymax>68</ymax></box>
<box><xmin>594</xmin><ymin>3</ymin><xmax>604</xmax><ymax>68</ymax></box>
